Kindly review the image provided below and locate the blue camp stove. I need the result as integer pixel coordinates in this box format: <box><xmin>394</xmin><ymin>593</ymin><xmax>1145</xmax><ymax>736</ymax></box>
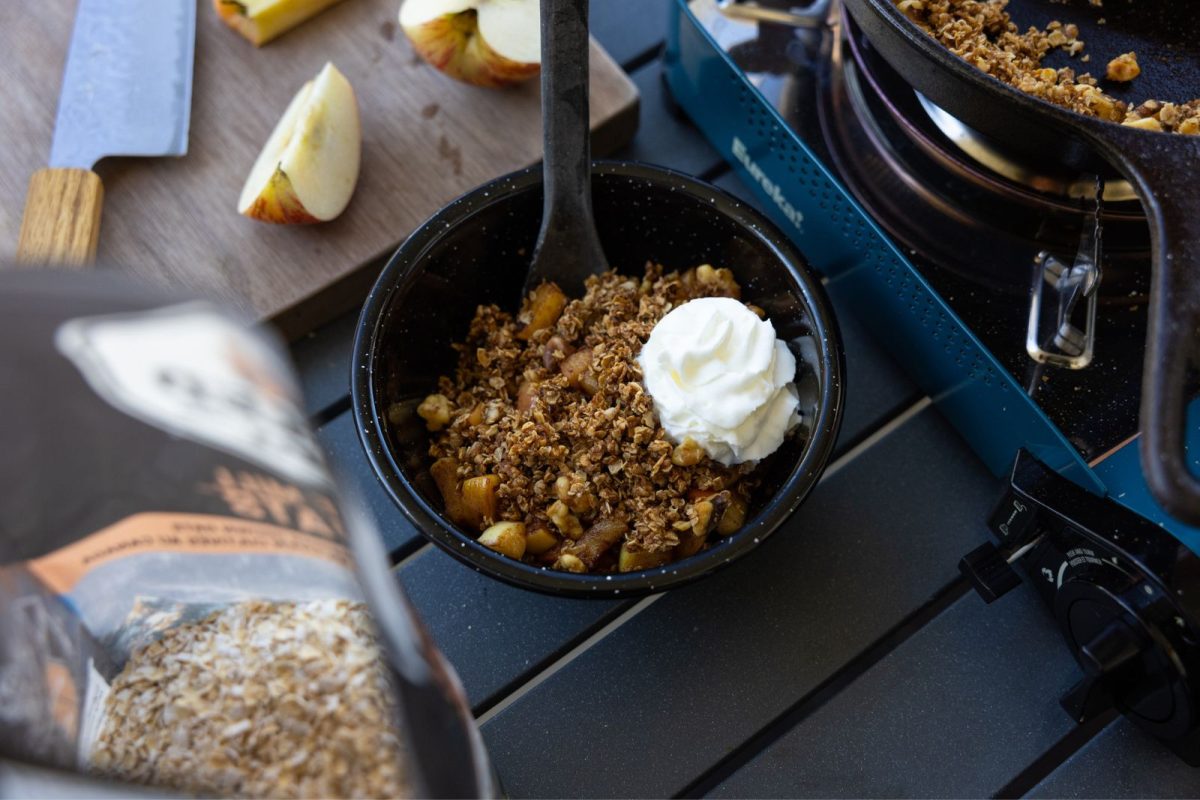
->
<box><xmin>665</xmin><ymin>0</ymin><xmax>1200</xmax><ymax>763</ymax></box>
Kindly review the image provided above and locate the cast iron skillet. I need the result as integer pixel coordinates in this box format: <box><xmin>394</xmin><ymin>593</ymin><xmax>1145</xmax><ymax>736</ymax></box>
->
<box><xmin>841</xmin><ymin>0</ymin><xmax>1200</xmax><ymax>524</ymax></box>
<box><xmin>352</xmin><ymin>161</ymin><xmax>844</xmax><ymax>598</ymax></box>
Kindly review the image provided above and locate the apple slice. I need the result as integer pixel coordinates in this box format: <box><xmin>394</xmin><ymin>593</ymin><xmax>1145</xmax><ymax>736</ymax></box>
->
<box><xmin>238</xmin><ymin>62</ymin><xmax>361</xmax><ymax>225</ymax></box>
<box><xmin>400</xmin><ymin>0</ymin><xmax>540</xmax><ymax>88</ymax></box>
<box><xmin>213</xmin><ymin>0</ymin><xmax>346</xmax><ymax>46</ymax></box>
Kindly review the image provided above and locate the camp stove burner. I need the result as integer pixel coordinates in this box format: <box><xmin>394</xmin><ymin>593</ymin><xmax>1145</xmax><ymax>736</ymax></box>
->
<box><xmin>678</xmin><ymin>0</ymin><xmax>1153</xmax><ymax>460</ymax></box>
<box><xmin>809</xmin><ymin>10</ymin><xmax>1155</xmax><ymax>460</ymax></box>
<box><xmin>823</xmin><ymin>10</ymin><xmax>1150</xmax><ymax>294</ymax></box>
<box><xmin>915</xmin><ymin>95</ymin><xmax>1137</xmax><ymax>203</ymax></box>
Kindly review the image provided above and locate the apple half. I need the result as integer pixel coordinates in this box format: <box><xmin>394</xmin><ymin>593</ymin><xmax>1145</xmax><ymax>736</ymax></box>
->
<box><xmin>239</xmin><ymin>62</ymin><xmax>361</xmax><ymax>225</ymax></box>
<box><xmin>213</xmin><ymin>0</ymin><xmax>346</xmax><ymax>46</ymax></box>
<box><xmin>400</xmin><ymin>0</ymin><xmax>540</xmax><ymax>88</ymax></box>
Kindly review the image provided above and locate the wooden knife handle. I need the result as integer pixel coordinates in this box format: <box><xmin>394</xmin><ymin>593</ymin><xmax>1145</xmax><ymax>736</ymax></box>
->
<box><xmin>16</xmin><ymin>168</ymin><xmax>104</xmax><ymax>267</ymax></box>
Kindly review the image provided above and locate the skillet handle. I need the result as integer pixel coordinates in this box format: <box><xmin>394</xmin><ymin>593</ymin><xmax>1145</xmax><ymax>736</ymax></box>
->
<box><xmin>1118</xmin><ymin>135</ymin><xmax>1200</xmax><ymax>526</ymax></box>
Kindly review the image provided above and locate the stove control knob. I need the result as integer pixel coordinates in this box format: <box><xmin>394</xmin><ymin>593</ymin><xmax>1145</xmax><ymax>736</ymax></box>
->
<box><xmin>1058</xmin><ymin>613</ymin><xmax>1146</xmax><ymax>724</ymax></box>
<box><xmin>1078</xmin><ymin>618</ymin><xmax>1144</xmax><ymax>678</ymax></box>
<box><xmin>959</xmin><ymin>541</ymin><xmax>1022</xmax><ymax>603</ymax></box>
<box><xmin>1056</xmin><ymin>573</ymin><xmax>1197</xmax><ymax>744</ymax></box>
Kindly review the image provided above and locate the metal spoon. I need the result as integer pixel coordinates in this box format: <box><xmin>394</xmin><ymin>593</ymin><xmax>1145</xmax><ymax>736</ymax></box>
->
<box><xmin>523</xmin><ymin>0</ymin><xmax>609</xmax><ymax>296</ymax></box>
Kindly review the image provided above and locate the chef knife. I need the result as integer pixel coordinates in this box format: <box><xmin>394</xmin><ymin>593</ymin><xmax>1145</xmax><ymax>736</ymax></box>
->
<box><xmin>16</xmin><ymin>0</ymin><xmax>196</xmax><ymax>267</ymax></box>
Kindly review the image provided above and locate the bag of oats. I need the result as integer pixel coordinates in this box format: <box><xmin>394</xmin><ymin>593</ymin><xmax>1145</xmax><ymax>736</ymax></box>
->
<box><xmin>0</xmin><ymin>271</ymin><xmax>493</xmax><ymax>799</ymax></box>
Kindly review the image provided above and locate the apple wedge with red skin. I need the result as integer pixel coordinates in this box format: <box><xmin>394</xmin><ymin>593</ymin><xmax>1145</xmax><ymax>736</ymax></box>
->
<box><xmin>400</xmin><ymin>0</ymin><xmax>540</xmax><ymax>88</ymax></box>
<box><xmin>239</xmin><ymin>62</ymin><xmax>362</xmax><ymax>225</ymax></box>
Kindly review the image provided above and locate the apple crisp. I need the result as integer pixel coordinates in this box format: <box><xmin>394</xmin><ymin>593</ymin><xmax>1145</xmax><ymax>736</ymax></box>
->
<box><xmin>894</xmin><ymin>0</ymin><xmax>1200</xmax><ymax>134</ymax></box>
<box><xmin>417</xmin><ymin>264</ymin><xmax>771</xmax><ymax>574</ymax></box>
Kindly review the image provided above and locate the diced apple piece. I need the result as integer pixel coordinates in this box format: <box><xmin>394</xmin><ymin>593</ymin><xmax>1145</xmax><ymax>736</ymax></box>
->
<box><xmin>517</xmin><ymin>283</ymin><xmax>568</xmax><ymax>341</ymax></box>
<box><xmin>674</xmin><ymin>530</ymin><xmax>708</xmax><ymax>559</ymax></box>
<box><xmin>560</xmin><ymin>347</ymin><xmax>599</xmax><ymax>395</ymax></box>
<box><xmin>214</xmin><ymin>0</ymin><xmax>345</xmax><ymax>46</ymax></box>
<box><xmin>399</xmin><ymin>0</ymin><xmax>540</xmax><ymax>88</ymax></box>
<box><xmin>462</xmin><ymin>474</ymin><xmax>500</xmax><ymax>526</ymax></box>
<box><xmin>717</xmin><ymin>495</ymin><xmax>749</xmax><ymax>536</ymax></box>
<box><xmin>238</xmin><ymin>63</ymin><xmax>361</xmax><ymax>224</ymax></box>
<box><xmin>431</xmin><ymin>457</ymin><xmax>472</xmax><ymax>527</ymax></box>
<box><xmin>692</xmin><ymin>497</ymin><xmax>723</xmax><ymax>538</ymax></box>
<box><xmin>525</xmin><ymin>525</ymin><xmax>558</xmax><ymax>555</ymax></box>
<box><xmin>687</xmin><ymin>489</ymin><xmax>738</xmax><ymax>536</ymax></box>
<box><xmin>618</xmin><ymin>544</ymin><xmax>670</xmax><ymax>573</ymax></box>
<box><xmin>478</xmin><ymin>521</ymin><xmax>526</xmax><ymax>558</ymax></box>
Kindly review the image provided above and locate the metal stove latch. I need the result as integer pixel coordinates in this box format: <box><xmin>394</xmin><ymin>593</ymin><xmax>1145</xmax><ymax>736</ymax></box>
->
<box><xmin>1026</xmin><ymin>179</ymin><xmax>1103</xmax><ymax>369</ymax></box>
<box><xmin>715</xmin><ymin>0</ymin><xmax>832</xmax><ymax>28</ymax></box>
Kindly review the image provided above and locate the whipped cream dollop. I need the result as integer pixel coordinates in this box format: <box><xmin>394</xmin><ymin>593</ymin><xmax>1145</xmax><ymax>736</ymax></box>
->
<box><xmin>637</xmin><ymin>297</ymin><xmax>800</xmax><ymax>466</ymax></box>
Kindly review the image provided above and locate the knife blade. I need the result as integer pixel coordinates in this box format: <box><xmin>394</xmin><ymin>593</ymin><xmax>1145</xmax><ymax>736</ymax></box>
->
<box><xmin>16</xmin><ymin>0</ymin><xmax>196</xmax><ymax>267</ymax></box>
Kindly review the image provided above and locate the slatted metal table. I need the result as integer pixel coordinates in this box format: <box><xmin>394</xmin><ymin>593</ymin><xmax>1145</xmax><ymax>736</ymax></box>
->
<box><xmin>290</xmin><ymin>4</ymin><xmax>1200</xmax><ymax>795</ymax></box>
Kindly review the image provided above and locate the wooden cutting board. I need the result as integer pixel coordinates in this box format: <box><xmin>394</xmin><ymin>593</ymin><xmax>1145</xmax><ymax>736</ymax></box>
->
<box><xmin>0</xmin><ymin>1</ymin><xmax>638</xmax><ymax>333</ymax></box>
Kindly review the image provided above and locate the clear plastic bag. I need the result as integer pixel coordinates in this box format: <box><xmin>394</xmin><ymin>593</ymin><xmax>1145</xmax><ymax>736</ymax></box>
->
<box><xmin>0</xmin><ymin>271</ymin><xmax>493</xmax><ymax>798</ymax></box>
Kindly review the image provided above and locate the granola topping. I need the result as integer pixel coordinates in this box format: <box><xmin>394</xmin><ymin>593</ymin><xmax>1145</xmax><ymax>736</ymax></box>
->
<box><xmin>420</xmin><ymin>264</ymin><xmax>771</xmax><ymax>573</ymax></box>
<box><xmin>895</xmin><ymin>0</ymin><xmax>1200</xmax><ymax>134</ymax></box>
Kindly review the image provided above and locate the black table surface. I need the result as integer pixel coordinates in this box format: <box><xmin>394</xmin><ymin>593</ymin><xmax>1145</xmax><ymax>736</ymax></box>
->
<box><xmin>289</xmin><ymin>4</ymin><xmax>1200</xmax><ymax>795</ymax></box>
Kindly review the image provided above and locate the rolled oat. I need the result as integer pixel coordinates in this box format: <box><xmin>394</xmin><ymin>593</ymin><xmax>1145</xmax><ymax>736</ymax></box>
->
<box><xmin>91</xmin><ymin>600</ymin><xmax>410</xmax><ymax>799</ymax></box>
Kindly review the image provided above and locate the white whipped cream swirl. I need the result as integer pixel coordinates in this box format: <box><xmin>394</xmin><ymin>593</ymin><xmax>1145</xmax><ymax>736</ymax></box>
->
<box><xmin>636</xmin><ymin>297</ymin><xmax>800</xmax><ymax>466</ymax></box>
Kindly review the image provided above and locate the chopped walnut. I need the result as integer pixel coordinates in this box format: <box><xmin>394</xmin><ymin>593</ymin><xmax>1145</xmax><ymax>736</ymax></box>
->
<box><xmin>1123</xmin><ymin>116</ymin><xmax>1163</xmax><ymax>131</ymax></box>
<box><xmin>694</xmin><ymin>264</ymin><xmax>740</xmax><ymax>296</ymax></box>
<box><xmin>671</xmin><ymin>438</ymin><xmax>705</xmax><ymax>467</ymax></box>
<box><xmin>1106</xmin><ymin>52</ymin><xmax>1140</xmax><ymax>82</ymax></box>
<box><xmin>417</xmin><ymin>393</ymin><xmax>453</xmax><ymax>431</ymax></box>
<box><xmin>555</xmin><ymin>553</ymin><xmax>586</xmax><ymax>573</ymax></box>
<box><xmin>547</xmin><ymin>499</ymin><xmax>584</xmax><ymax>540</ymax></box>
<box><xmin>692</xmin><ymin>500</ymin><xmax>717</xmax><ymax>537</ymax></box>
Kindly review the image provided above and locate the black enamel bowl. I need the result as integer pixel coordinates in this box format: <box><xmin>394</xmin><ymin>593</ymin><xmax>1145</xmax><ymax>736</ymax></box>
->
<box><xmin>352</xmin><ymin>161</ymin><xmax>844</xmax><ymax>597</ymax></box>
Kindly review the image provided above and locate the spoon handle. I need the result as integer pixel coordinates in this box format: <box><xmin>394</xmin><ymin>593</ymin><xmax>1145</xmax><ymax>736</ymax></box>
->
<box><xmin>527</xmin><ymin>0</ymin><xmax>607</xmax><ymax>294</ymax></box>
